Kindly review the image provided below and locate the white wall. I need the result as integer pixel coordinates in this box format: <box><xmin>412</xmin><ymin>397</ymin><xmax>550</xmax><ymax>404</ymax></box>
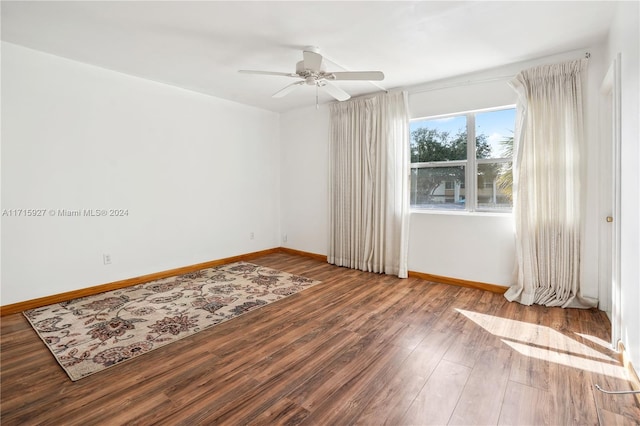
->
<box><xmin>607</xmin><ymin>1</ymin><xmax>640</xmax><ymax>372</ymax></box>
<box><xmin>279</xmin><ymin>104</ymin><xmax>330</xmax><ymax>256</ymax></box>
<box><xmin>409</xmin><ymin>212</ymin><xmax>515</xmax><ymax>285</ymax></box>
<box><xmin>1</xmin><ymin>42</ymin><xmax>280</xmax><ymax>305</ymax></box>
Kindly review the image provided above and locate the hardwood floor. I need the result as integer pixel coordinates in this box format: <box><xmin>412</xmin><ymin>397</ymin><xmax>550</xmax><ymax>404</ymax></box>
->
<box><xmin>2</xmin><ymin>252</ymin><xmax>639</xmax><ymax>425</ymax></box>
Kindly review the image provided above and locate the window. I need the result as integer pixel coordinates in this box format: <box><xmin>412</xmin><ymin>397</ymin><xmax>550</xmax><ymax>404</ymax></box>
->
<box><xmin>410</xmin><ymin>107</ymin><xmax>515</xmax><ymax>212</ymax></box>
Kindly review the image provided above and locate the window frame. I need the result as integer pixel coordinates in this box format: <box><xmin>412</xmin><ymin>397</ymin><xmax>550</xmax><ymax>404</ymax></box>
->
<box><xmin>409</xmin><ymin>105</ymin><xmax>515</xmax><ymax>213</ymax></box>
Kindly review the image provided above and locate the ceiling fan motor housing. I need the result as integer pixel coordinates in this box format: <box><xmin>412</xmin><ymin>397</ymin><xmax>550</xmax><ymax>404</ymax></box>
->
<box><xmin>297</xmin><ymin>59</ymin><xmax>325</xmax><ymax>73</ymax></box>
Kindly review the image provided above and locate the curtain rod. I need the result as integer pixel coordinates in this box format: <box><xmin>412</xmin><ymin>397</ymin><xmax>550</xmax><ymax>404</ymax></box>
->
<box><xmin>408</xmin><ymin>51</ymin><xmax>591</xmax><ymax>95</ymax></box>
<box><xmin>408</xmin><ymin>75</ymin><xmax>514</xmax><ymax>95</ymax></box>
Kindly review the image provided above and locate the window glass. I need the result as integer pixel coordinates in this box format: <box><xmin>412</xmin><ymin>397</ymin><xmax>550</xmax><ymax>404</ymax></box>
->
<box><xmin>410</xmin><ymin>107</ymin><xmax>515</xmax><ymax>212</ymax></box>
<box><xmin>410</xmin><ymin>116</ymin><xmax>467</xmax><ymax>162</ymax></box>
<box><xmin>475</xmin><ymin>109</ymin><xmax>515</xmax><ymax>159</ymax></box>
<box><xmin>477</xmin><ymin>162</ymin><xmax>513</xmax><ymax>211</ymax></box>
<box><xmin>410</xmin><ymin>165</ymin><xmax>466</xmax><ymax>210</ymax></box>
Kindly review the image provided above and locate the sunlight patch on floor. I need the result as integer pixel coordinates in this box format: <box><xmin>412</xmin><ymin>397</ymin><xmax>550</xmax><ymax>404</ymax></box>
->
<box><xmin>456</xmin><ymin>308</ymin><xmax>627</xmax><ymax>380</ymax></box>
<box><xmin>501</xmin><ymin>339</ymin><xmax>627</xmax><ymax>380</ymax></box>
<box><xmin>575</xmin><ymin>332</ymin><xmax>613</xmax><ymax>350</ymax></box>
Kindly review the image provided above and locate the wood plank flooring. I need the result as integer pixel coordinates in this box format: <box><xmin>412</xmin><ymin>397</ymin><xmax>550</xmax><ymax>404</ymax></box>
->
<box><xmin>2</xmin><ymin>252</ymin><xmax>639</xmax><ymax>425</ymax></box>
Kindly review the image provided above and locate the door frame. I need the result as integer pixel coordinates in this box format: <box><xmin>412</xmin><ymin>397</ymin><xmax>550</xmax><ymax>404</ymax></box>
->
<box><xmin>599</xmin><ymin>54</ymin><xmax>622</xmax><ymax>348</ymax></box>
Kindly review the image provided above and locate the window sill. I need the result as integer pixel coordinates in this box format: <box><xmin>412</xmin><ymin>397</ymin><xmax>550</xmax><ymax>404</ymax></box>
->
<box><xmin>410</xmin><ymin>209</ymin><xmax>512</xmax><ymax>218</ymax></box>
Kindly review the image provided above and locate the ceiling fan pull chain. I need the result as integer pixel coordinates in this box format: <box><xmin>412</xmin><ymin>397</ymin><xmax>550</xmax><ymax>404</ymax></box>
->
<box><xmin>316</xmin><ymin>84</ymin><xmax>319</xmax><ymax>110</ymax></box>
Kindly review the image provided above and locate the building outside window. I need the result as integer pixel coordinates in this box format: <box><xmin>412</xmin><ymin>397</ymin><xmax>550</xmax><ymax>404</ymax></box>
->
<box><xmin>410</xmin><ymin>107</ymin><xmax>515</xmax><ymax>212</ymax></box>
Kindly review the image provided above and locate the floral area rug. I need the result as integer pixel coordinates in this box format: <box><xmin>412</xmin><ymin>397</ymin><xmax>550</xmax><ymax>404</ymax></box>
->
<box><xmin>23</xmin><ymin>262</ymin><xmax>321</xmax><ymax>381</ymax></box>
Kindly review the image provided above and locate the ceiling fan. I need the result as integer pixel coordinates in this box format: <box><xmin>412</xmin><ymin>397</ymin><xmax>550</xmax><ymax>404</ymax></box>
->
<box><xmin>239</xmin><ymin>46</ymin><xmax>384</xmax><ymax>102</ymax></box>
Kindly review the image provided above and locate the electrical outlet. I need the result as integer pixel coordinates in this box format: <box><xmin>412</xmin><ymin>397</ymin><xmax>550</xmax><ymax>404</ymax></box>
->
<box><xmin>103</xmin><ymin>254</ymin><xmax>112</xmax><ymax>265</ymax></box>
<box><xmin>250</xmin><ymin>232</ymin><xmax>255</xmax><ymax>240</ymax></box>
<box><xmin>283</xmin><ymin>234</ymin><xmax>288</xmax><ymax>243</ymax></box>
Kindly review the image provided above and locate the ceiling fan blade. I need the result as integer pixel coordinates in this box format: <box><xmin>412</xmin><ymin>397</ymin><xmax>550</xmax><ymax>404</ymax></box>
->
<box><xmin>321</xmin><ymin>81</ymin><xmax>350</xmax><ymax>101</ymax></box>
<box><xmin>330</xmin><ymin>71</ymin><xmax>385</xmax><ymax>81</ymax></box>
<box><xmin>239</xmin><ymin>70</ymin><xmax>297</xmax><ymax>77</ymax></box>
<box><xmin>303</xmin><ymin>50</ymin><xmax>323</xmax><ymax>71</ymax></box>
<box><xmin>272</xmin><ymin>81</ymin><xmax>305</xmax><ymax>98</ymax></box>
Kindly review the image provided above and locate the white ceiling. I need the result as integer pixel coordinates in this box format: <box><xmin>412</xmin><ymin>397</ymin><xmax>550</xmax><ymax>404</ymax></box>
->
<box><xmin>1</xmin><ymin>1</ymin><xmax>619</xmax><ymax>113</ymax></box>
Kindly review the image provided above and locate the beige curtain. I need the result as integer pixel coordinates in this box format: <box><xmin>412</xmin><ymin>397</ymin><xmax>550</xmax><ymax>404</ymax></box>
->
<box><xmin>505</xmin><ymin>59</ymin><xmax>597</xmax><ymax>308</ymax></box>
<box><xmin>328</xmin><ymin>91</ymin><xmax>410</xmax><ymax>278</ymax></box>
